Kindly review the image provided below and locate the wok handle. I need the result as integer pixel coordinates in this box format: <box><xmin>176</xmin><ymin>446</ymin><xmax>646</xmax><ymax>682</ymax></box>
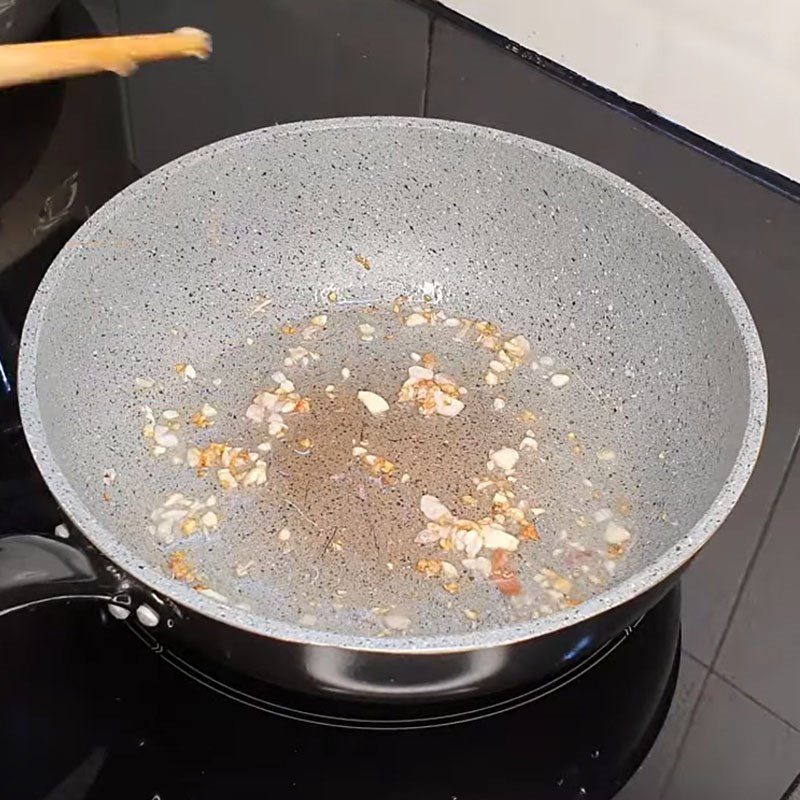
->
<box><xmin>0</xmin><ymin>532</ymin><xmax>113</xmax><ymax>616</ymax></box>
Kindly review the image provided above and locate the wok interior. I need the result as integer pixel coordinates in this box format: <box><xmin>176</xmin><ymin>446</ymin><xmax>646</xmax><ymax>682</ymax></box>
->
<box><xmin>28</xmin><ymin>120</ymin><xmax>752</xmax><ymax>637</ymax></box>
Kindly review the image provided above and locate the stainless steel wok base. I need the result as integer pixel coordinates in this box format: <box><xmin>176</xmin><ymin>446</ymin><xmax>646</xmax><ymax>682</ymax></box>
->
<box><xmin>122</xmin><ymin>587</ymin><xmax>681</xmax><ymax>730</ymax></box>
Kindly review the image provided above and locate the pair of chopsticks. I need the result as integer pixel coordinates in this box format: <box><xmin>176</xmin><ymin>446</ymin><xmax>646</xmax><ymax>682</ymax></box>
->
<box><xmin>0</xmin><ymin>27</ymin><xmax>211</xmax><ymax>89</ymax></box>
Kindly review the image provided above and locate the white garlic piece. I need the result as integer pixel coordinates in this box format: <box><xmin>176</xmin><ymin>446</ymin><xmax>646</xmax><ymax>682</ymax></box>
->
<box><xmin>490</xmin><ymin>447</ymin><xmax>519</xmax><ymax>472</ymax></box>
<box><xmin>420</xmin><ymin>494</ymin><xmax>452</xmax><ymax>523</ymax></box>
<box><xmin>441</xmin><ymin>561</ymin><xmax>459</xmax><ymax>580</ymax></box>
<box><xmin>481</xmin><ymin>524</ymin><xmax>519</xmax><ymax>551</ymax></box>
<box><xmin>217</xmin><ymin>468</ymin><xmax>238</xmax><ymax>490</ymax></box>
<box><xmin>405</xmin><ymin>313</ymin><xmax>427</xmax><ymax>327</ymax></box>
<box><xmin>605</xmin><ymin>521</ymin><xmax>631</xmax><ymax>545</ymax></box>
<box><xmin>357</xmin><ymin>390</ymin><xmax>390</xmax><ymax>416</ymax></box>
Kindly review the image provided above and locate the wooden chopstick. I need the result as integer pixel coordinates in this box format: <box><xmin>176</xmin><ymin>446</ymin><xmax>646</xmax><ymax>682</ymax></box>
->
<box><xmin>0</xmin><ymin>27</ymin><xmax>211</xmax><ymax>89</ymax></box>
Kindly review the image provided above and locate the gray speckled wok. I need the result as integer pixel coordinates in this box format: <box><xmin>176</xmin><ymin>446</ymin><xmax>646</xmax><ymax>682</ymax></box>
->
<box><xmin>4</xmin><ymin>118</ymin><xmax>766</xmax><ymax>702</ymax></box>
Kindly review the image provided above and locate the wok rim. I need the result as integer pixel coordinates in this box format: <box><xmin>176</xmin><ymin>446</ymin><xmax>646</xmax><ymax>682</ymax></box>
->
<box><xmin>18</xmin><ymin>116</ymin><xmax>768</xmax><ymax>654</ymax></box>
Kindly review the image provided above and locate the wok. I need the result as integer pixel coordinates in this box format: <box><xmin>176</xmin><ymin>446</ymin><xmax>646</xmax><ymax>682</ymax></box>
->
<box><xmin>3</xmin><ymin>118</ymin><xmax>766</xmax><ymax>702</ymax></box>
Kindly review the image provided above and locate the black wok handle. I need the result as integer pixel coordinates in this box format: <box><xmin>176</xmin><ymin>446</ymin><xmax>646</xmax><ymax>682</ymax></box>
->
<box><xmin>0</xmin><ymin>532</ymin><xmax>113</xmax><ymax>616</ymax></box>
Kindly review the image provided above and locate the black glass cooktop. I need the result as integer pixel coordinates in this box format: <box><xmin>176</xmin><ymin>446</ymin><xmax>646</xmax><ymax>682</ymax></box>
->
<box><xmin>0</xmin><ymin>580</ymin><xmax>680</xmax><ymax>800</ymax></box>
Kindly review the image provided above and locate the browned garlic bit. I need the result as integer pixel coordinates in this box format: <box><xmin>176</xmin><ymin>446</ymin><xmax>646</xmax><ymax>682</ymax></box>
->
<box><xmin>420</xmin><ymin>352</ymin><xmax>437</xmax><ymax>369</ymax></box>
<box><xmin>167</xmin><ymin>550</ymin><xmax>202</xmax><ymax>584</ymax></box>
<box><xmin>174</xmin><ymin>363</ymin><xmax>197</xmax><ymax>382</ymax></box>
<box><xmin>352</xmin><ymin>445</ymin><xmax>396</xmax><ymax>480</ymax></box>
<box><xmin>398</xmin><ymin>366</ymin><xmax>466</xmax><ymax>417</ymax></box>
<box><xmin>300</xmin><ymin>313</ymin><xmax>328</xmax><ymax>340</ymax></box>
<box><xmin>473</xmin><ymin>320</ymin><xmax>501</xmax><ymax>350</ymax></box>
<box><xmin>186</xmin><ymin>442</ymin><xmax>267</xmax><ymax>490</ymax></box>
<box><xmin>540</xmin><ymin>567</ymin><xmax>573</xmax><ymax>596</ymax></box>
<box><xmin>404</xmin><ymin>305</ymin><xmax>446</xmax><ymax>328</ymax></box>
<box><xmin>604</xmin><ymin>521</ymin><xmax>631</xmax><ymax>551</ymax></box>
<box><xmin>415</xmin><ymin>558</ymin><xmax>442</xmax><ymax>578</ymax></box>
<box><xmin>414</xmin><ymin>494</ymin><xmax>520</xmax><ymax>560</ymax></box>
<box><xmin>141</xmin><ymin>406</ymin><xmax>156</xmax><ymax>438</ymax></box>
<box><xmin>191</xmin><ymin>403</ymin><xmax>218</xmax><ymax>429</ymax></box>
<box><xmin>150</xmin><ymin>493</ymin><xmax>219</xmax><ymax>544</ymax></box>
<box><xmin>166</xmin><ymin>551</ymin><xmax>230</xmax><ymax>603</ymax></box>
<box><xmin>405</xmin><ymin>312</ymin><xmax>427</xmax><ymax>327</ymax></box>
<box><xmin>246</xmin><ymin>373</ymin><xmax>311</xmax><ymax>439</ymax></box>
<box><xmin>479</xmin><ymin>331</ymin><xmax>531</xmax><ymax>385</ymax></box>
<box><xmin>410</xmin><ymin>442</ymin><xmax>549</xmax><ymax>600</ymax></box>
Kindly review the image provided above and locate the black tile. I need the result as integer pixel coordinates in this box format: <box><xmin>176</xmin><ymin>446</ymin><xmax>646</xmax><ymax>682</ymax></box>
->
<box><xmin>427</xmin><ymin>18</ymin><xmax>800</xmax><ymax>664</ymax></box>
<box><xmin>615</xmin><ymin>652</ymin><xmax>707</xmax><ymax>799</ymax></box>
<box><xmin>716</xmin><ymin>446</ymin><xmax>800</xmax><ymax>729</ymax></box>
<box><xmin>118</xmin><ymin>0</ymin><xmax>430</xmax><ymax>172</ymax></box>
<box><xmin>79</xmin><ymin>0</ymin><xmax>120</xmax><ymax>34</ymax></box>
<box><xmin>663</xmin><ymin>673</ymin><xmax>800</xmax><ymax>799</ymax></box>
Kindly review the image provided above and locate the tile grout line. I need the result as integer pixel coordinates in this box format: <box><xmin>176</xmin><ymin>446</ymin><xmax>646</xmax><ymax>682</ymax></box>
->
<box><xmin>709</xmin><ymin>428</ymin><xmax>800</xmax><ymax>672</ymax></box>
<box><xmin>658</xmin><ymin>658</ymin><xmax>800</xmax><ymax>800</ymax></box>
<box><xmin>658</xmin><ymin>665</ymin><xmax>713</xmax><ymax>800</ymax></box>
<box><xmin>420</xmin><ymin>12</ymin><xmax>435</xmax><ymax>117</ymax></box>
<box><xmin>662</xmin><ymin>435</ymin><xmax>800</xmax><ymax>797</ymax></box>
<box><xmin>711</xmin><ymin>671</ymin><xmax>800</xmax><ymax>734</ymax></box>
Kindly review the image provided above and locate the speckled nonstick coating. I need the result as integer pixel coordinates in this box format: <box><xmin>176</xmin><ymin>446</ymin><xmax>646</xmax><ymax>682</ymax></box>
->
<box><xmin>18</xmin><ymin>117</ymin><xmax>767</xmax><ymax>653</ymax></box>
